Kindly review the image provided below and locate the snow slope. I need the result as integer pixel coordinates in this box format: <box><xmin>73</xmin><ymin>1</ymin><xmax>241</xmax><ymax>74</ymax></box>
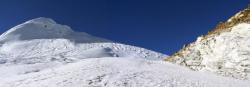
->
<box><xmin>0</xmin><ymin>17</ymin><xmax>167</xmax><ymax>65</ymax></box>
<box><xmin>0</xmin><ymin>17</ymin><xmax>169</xmax><ymax>86</ymax></box>
<box><xmin>1</xmin><ymin>58</ymin><xmax>249</xmax><ymax>87</ymax></box>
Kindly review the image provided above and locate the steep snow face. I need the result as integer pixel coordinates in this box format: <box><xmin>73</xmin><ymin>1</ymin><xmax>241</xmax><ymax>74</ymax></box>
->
<box><xmin>1</xmin><ymin>58</ymin><xmax>249</xmax><ymax>87</ymax></box>
<box><xmin>167</xmin><ymin>24</ymin><xmax>250</xmax><ymax>79</ymax></box>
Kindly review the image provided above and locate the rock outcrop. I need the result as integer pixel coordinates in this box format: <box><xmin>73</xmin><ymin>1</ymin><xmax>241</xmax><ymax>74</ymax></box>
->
<box><xmin>166</xmin><ymin>6</ymin><xmax>250</xmax><ymax>80</ymax></box>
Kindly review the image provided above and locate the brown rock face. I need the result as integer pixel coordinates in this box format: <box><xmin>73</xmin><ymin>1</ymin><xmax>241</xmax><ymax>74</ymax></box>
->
<box><xmin>210</xmin><ymin>6</ymin><xmax>250</xmax><ymax>35</ymax></box>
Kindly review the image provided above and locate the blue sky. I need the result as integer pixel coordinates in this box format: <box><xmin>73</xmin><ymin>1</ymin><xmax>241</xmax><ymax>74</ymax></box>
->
<box><xmin>0</xmin><ymin>0</ymin><xmax>249</xmax><ymax>54</ymax></box>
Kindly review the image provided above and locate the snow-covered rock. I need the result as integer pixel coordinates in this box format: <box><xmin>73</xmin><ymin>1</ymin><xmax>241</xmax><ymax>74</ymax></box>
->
<box><xmin>166</xmin><ymin>6</ymin><xmax>250</xmax><ymax>80</ymax></box>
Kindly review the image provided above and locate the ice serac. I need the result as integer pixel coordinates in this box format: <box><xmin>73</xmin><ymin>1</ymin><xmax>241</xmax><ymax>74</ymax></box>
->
<box><xmin>166</xmin><ymin>6</ymin><xmax>250</xmax><ymax>80</ymax></box>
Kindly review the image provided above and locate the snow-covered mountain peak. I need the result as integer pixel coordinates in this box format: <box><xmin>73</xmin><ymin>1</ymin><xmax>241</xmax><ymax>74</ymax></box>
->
<box><xmin>166</xmin><ymin>7</ymin><xmax>250</xmax><ymax>80</ymax></box>
<box><xmin>25</xmin><ymin>17</ymin><xmax>57</xmax><ymax>24</ymax></box>
<box><xmin>0</xmin><ymin>17</ymin><xmax>110</xmax><ymax>43</ymax></box>
<box><xmin>0</xmin><ymin>17</ymin><xmax>167</xmax><ymax>64</ymax></box>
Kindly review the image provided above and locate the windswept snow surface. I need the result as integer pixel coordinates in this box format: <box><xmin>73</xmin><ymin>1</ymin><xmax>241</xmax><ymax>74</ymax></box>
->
<box><xmin>0</xmin><ymin>17</ymin><xmax>249</xmax><ymax>87</ymax></box>
<box><xmin>1</xmin><ymin>58</ymin><xmax>249</xmax><ymax>87</ymax></box>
